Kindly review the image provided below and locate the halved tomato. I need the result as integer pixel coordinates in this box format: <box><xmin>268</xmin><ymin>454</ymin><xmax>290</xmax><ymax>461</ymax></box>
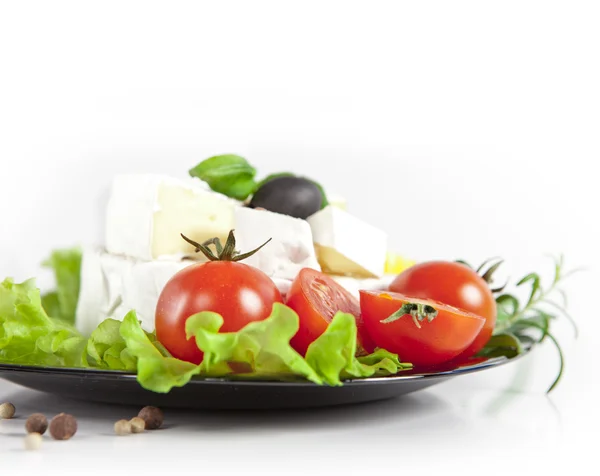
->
<box><xmin>359</xmin><ymin>290</ymin><xmax>485</xmax><ymax>367</ymax></box>
<box><xmin>287</xmin><ymin>268</ymin><xmax>375</xmax><ymax>355</ymax></box>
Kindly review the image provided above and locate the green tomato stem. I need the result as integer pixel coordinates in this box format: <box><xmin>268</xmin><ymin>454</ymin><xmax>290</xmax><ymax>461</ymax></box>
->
<box><xmin>380</xmin><ymin>302</ymin><xmax>438</xmax><ymax>328</ymax></box>
<box><xmin>181</xmin><ymin>230</ymin><xmax>272</xmax><ymax>262</ymax></box>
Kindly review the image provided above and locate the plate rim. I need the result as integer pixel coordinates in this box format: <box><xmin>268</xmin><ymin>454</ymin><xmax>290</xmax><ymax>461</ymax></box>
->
<box><xmin>0</xmin><ymin>348</ymin><xmax>528</xmax><ymax>388</ymax></box>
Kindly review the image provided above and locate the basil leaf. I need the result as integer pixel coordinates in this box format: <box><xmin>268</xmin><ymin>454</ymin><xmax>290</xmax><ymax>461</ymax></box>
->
<box><xmin>189</xmin><ymin>154</ymin><xmax>258</xmax><ymax>200</ymax></box>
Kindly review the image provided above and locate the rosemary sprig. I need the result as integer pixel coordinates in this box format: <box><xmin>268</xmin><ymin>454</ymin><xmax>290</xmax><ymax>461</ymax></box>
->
<box><xmin>477</xmin><ymin>254</ymin><xmax>579</xmax><ymax>393</ymax></box>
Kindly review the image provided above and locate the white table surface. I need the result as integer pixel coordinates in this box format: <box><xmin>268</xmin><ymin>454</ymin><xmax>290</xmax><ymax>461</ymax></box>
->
<box><xmin>1</xmin><ymin>345</ymin><xmax>594</xmax><ymax>475</ymax></box>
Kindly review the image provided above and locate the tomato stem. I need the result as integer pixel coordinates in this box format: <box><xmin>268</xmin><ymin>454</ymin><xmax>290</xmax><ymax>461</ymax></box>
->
<box><xmin>380</xmin><ymin>302</ymin><xmax>439</xmax><ymax>328</ymax></box>
<box><xmin>181</xmin><ymin>230</ymin><xmax>272</xmax><ymax>262</ymax></box>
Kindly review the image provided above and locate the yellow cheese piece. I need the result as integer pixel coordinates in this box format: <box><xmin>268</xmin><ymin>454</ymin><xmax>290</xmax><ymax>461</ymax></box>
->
<box><xmin>314</xmin><ymin>244</ymin><xmax>378</xmax><ymax>279</ymax></box>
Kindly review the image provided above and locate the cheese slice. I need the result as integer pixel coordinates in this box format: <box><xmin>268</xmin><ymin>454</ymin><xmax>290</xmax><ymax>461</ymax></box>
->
<box><xmin>105</xmin><ymin>174</ymin><xmax>239</xmax><ymax>261</ymax></box>
<box><xmin>234</xmin><ymin>207</ymin><xmax>321</xmax><ymax>280</ymax></box>
<box><xmin>307</xmin><ymin>206</ymin><xmax>388</xmax><ymax>278</ymax></box>
<box><xmin>75</xmin><ymin>248</ymin><xmax>294</xmax><ymax>336</ymax></box>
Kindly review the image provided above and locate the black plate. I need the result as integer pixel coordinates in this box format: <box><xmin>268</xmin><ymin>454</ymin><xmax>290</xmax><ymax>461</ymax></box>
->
<box><xmin>0</xmin><ymin>353</ymin><xmax>524</xmax><ymax>410</ymax></box>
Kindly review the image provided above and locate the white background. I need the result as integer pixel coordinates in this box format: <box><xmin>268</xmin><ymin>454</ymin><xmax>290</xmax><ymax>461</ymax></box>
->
<box><xmin>1</xmin><ymin>1</ymin><xmax>599</xmax><ymax>474</ymax></box>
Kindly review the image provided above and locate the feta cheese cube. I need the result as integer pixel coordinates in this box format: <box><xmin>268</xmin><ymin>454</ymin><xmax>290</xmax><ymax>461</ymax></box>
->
<box><xmin>75</xmin><ymin>248</ymin><xmax>195</xmax><ymax>335</ymax></box>
<box><xmin>234</xmin><ymin>207</ymin><xmax>321</xmax><ymax>280</ymax></box>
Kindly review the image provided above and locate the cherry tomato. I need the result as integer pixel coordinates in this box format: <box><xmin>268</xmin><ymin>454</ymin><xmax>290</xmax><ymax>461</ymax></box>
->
<box><xmin>287</xmin><ymin>268</ymin><xmax>375</xmax><ymax>355</ymax></box>
<box><xmin>388</xmin><ymin>261</ymin><xmax>496</xmax><ymax>359</ymax></box>
<box><xmin>359</xmin><ymin>290</ymin><xmax>485</xmax><ymax>366</ymax></box>
<box><xmin>155</xmin><ymin>261</ymin><xmax>283</xmax><ymax>364</ymax></box>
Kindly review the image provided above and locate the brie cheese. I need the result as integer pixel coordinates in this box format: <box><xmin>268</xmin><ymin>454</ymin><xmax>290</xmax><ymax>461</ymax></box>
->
<box><xmin>234</xmin><ymin>207</ymin><xmax>321</xmax><ymax>280</ymax></box>
<box><xmin>105</xmin><ymin>174</ymin><xmax>239</xmax><ymax>261</ymax></box>
<box><xmin>307</xmin><ymin>206</ymin><xmax>388</xmax><ymax>278</ymax></box>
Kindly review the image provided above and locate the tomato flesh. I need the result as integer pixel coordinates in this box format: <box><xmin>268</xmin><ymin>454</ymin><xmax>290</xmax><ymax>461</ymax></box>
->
<box><xmin>155</xmin><ymin>261</ymin><xmax>283</xmax><ymax>364</ymax></box>
<box><xmin>287</xmin><ymin>268</ymin><xmax>374</xmax><ymax>355</ymax></box>
<box><xmin>389</xmin><ymin>261</ymin><xmax>497</xmax><ymax>359</ymax></box>
<box><xmin>360</xmin><ymin>290</ymin><xmax>485</xmax><ymax>367</ymax></box>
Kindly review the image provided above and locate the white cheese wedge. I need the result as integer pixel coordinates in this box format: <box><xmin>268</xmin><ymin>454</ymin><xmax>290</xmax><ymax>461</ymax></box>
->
<box><xmin>75</xmin><ymin>249</ymin><xmax>294</xmax><ymax>336</ymax></box>
<box><xmin>105</xmin><ymin>174</ymin><xmax>239</xmax><ymax>261</ymax></box>
<box><xmin>307</xmin><ymin>206</ymin><xmax>388</xmax><ymax>278</ymax></box>
<box><xmin>234</xmin><ymin>207</ymin><xmax>321</xmax><ymax>280</ymax></box>
<box><xmin>75</xmin><ymin>248</ymin><xmax>195</xmax><ymax>335</ymax></box>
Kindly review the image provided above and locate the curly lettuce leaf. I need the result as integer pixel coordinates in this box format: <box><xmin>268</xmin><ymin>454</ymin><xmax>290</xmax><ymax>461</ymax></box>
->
<box><xmin>305</xmin><ymin>312</ymin><xmax>413</xmax><ymax>385</ymax></box>
<box><xmin>120</xmin><ymin>311</ymin><xmax>201</xmax><ymax>393</ymax></box>
<box><xmin>0</xmin><ymin>278</ymin><xmax>86</xmax><ymax>367</ymax></box>
<box><xmin>86</xmin><ymin>318</ymin><xmax>137</xmax><ymax>371</ymax></box>
<box><xmin>1</xmin><ymin>277</ymin><xmax>411</xmax><ymax>393</ymax></box>
<box><xmin>186</xmin><ymin>303</ymin><xmax>322</xmax><ymax>383</ymax></box>
<box><xmin>41</xmin><ymin>248</ymin><xmax>82</xmax><ymax>324</ymax></box>
<box><xmin>117</xmin><ymin>304</ymin><xmax>411</xmax><ymax>393</ymax></box>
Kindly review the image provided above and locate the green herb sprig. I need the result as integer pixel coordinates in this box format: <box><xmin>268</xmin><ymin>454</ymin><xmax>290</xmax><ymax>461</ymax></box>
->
<box><xmin>469</xmin><ymin>255</ymin><xmax>580</xmax><ymax>393</ymax></box>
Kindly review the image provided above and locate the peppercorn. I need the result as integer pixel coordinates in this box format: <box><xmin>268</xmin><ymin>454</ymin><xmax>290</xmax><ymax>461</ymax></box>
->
<box><xmin>24</xmin><ymin>432</ymin><xmax>43</xmax><ymax>451</ymax></box>
<box><xmin>49</xmin><ymin>413</ymin><xmax>78</xmax><ymax>440</ymax></box>
<box><xmin>25</xmin><ymin>413</ymin><xmax>48</xmax><ymax>435</ymax></box>
<box><xmin>114</xmin><ymin>419</ymin><xmax>132</xmax><ymax>436</ymax></box>
<box><xmin>0</xmin><ymin>402</ymin><xmax>16</xmax><ymax>419</ymax></box>
<box><xmin>138</xmin><ymin>406</ymin><xmax>163</xmax><ymax>430</ymax></box>
<box><xmin>129</xmin><ymin>417</ymin><xmax>146</xmax><ymax>433</ymax></box>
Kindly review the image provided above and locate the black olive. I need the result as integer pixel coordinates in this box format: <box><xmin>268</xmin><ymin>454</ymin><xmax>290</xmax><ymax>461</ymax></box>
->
<box><xmin>249</xmin><ymin>176</ymin><xmax>323</xmax><ymax>219</ymax></box>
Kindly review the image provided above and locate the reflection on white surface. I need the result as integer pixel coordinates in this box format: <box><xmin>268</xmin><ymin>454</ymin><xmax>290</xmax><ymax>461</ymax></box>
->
<box><xmin>0</xmin><ymin>369</ymin><xmax>567</xmax><ymax>473</ymax></box>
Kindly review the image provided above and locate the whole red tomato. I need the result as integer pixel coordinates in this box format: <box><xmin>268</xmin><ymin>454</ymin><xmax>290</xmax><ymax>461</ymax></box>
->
<box><xmin>286</xmin><ymin>268</ymin><xmax>375</xmax><ymax>356</ymax></box>
<box><xmin>360</xmin><ymin>290</ymin><xmax>485</xmax><ymax>366</ymax></box>
<box><xmin>155</xmin><ymin>232</ymin><xmax>283</xmax><ymax>364</ymax></box>
<box><xmin>389</xmin><ymin>261</ymin><xmax>496</xmax><ymax>359</ymax></box>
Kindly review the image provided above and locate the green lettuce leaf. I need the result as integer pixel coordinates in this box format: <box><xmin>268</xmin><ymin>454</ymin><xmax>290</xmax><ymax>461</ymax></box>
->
<box><xmin>117</xmin><ymin>303</ymin><xmax>411</xmax><ymax>393</ymax></box>
<box><xmin>41</xmin><ymin>248</ymin><xmax>82</xmax><ymax>324</ymax></box>
<box><xmin>86</xmin><ymin>318</ymin><xmax>137</xmax><ymax>371</ymax></box>
<box><xmin>0</xmin><ymin>278</ymin><xmax>86</xmax><ymax>367</ymax></box>
<box><xmin>187</xmin><ymin>303</ymin><xmax>322</xmax><ymax>383</ymax></box>
<box><xmin>305</xmin><ymin>312</ymin><xmax>412</xmax><ymax>385</ymax></box>
<box><xmin>120</xmin><ymin>311</ymin><xmax>200</xmax><ymax>393</ymax></box>
<box><xmin>2</xmin><ymin>277</ymin><xmax>411</xmax><ymax>393</ymax></box>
